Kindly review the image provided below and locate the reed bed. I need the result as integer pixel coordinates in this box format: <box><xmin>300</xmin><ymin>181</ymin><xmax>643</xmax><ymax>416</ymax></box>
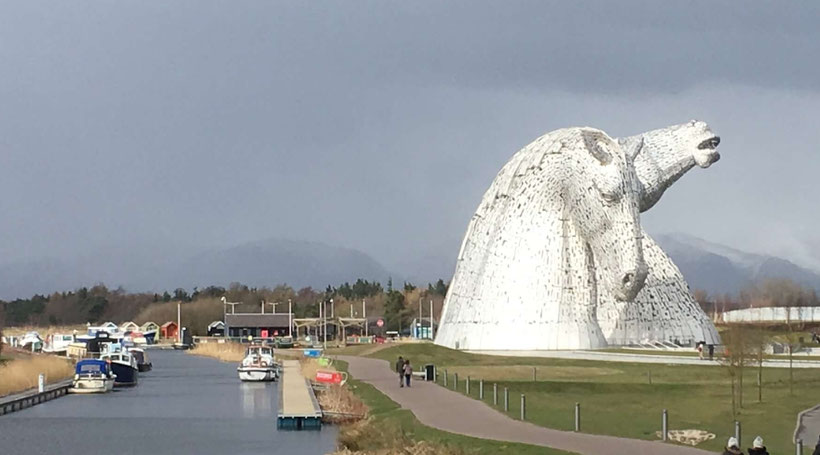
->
<box><xmin>334</xmin><ymin>418</ymin><xmax>465</xmax><ymax>455</ymax></box>
<box><xmin>0</xmin><ymin>353</ymin><xmax>75</xmax><ymax>397</ymax></box>
<box><xmin>188</xmin><ymin>342</ymin><xmax>246</xmax><ymax>362</ymax></box>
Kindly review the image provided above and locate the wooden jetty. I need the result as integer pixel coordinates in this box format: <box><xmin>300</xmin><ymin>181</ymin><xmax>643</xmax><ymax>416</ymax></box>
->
<box><xmin>277</xmin><ymin>359</ymin><xmax>322</xmax><ymax>430</ymax></box>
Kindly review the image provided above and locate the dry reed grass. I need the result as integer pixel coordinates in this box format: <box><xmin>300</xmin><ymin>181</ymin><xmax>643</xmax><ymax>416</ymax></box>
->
<box><xmin>0</xmin><ymin>353</ymin><xmax>75</xmax><ymax>397</ymax></box>
<box><xmin>317</xmin><ymin>384</ymin><xmax>368</xmax><ymax>423</ymax></box>
<box><xmin>4</xmin><ymin>325</ymin><xmax>87</xmax><ymax>337</ymax></box>
<box><xmin>188</xmin><ymin>342</ymin><xmax>246</xmax><ymax>362</ymax></box>
<box><xmin>334</xmin><ymin>418</ymin><xmax>465</xmax><ymax>455</ymax></box>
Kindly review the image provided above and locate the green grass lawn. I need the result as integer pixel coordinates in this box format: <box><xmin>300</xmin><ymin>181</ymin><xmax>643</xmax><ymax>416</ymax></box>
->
<box><xmin>336</xmin><ymin>359</ymin><xmax>576</xmax><ymax>454</ymax></box>
<box><xmin>357</xmin><ymin>344</ymin><xmax>819</xmax><ymax>454</ymax></box>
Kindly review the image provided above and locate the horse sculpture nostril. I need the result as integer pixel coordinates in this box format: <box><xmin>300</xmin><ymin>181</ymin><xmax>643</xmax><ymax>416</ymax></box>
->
<box><xmin>622</xmin><ymin>273</ymin><xmax>634</xmax><ymax>286</ymax></box>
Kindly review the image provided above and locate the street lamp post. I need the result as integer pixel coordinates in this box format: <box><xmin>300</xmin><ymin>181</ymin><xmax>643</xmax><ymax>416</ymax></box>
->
<box><xmin>288</xmin><ymin>299</ymin><xmax>292</xmax><ymax>337</ymax></box>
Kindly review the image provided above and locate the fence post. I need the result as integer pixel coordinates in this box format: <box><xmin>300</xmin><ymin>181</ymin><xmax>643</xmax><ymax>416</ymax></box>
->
<box><xmin>444</xmin><ymin>369</ymin><xmax>448</xmax><ymax>387</ymax></box>
<box><xmin>520</xmin><ymin>394</ymin><xmax>526</xmax><ymax>420</ymax></box>
<box><xmin>479</xmin><ymin>379</ymin><xmax>484</xmax><ymax>400</ymax></box>
<box><xmin>504</xmin><ymin>387</ymin><xmax>509</xmax><ymax>412</ymax></box>
<box><xmin>796</xmin><ymin>438</ymin><xmax>803</xmax><ymax>455</ymax></box>
<box><xmin>466</xmin><ymin>376</ymin><xmax>471</xmax><ymax>395</ymax></box>
<box><xmin>493</xmin><ymin>383</ymin><xmax>498</xmax><ymax>405</ymax></box>
<box><xmin>533</xmin><ymin>366</ymin><xmax>537</xmax><ymax>381</ymax></box>
<box><xmin>662</xmin><ymin>409</ymin><xmax>668</xmax><ymax>442</ymax></box>
<box><xmin>38</xmin><ymin>374</ymin><xmax>45</xmax><ymax>393</ymax></box>
<box><xmin>454</xmin><ymin>373</ymin><xmax>458</xmax><ymax>390</ymax></box>
<box><xmin>575</xmin><ymin>402</ymin><xmax>581</xmax><ymax>432</ymax></box>
<box><xmin>734</xmin><ymin>421</ymin><xmax>741</xmax><ymax>448</ymax></box>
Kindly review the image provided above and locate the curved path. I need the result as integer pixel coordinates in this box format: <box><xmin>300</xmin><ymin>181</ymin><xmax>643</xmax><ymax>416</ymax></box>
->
<box><xmin>340</xmin><ymin>356</ymin><xmax>716</xmax><ymax>455</ymax></box>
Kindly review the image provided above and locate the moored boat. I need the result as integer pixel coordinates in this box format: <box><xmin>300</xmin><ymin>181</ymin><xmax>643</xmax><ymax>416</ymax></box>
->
<box><xmin>130</xmin><ymin>348</ymin><xmax>153</xmax><ymax>372</ymax></box>
<box><xmin>69</xmin><ymin>359</ymin><xmax>116</xmax><ymax>394</ymax></box>
<box><xmin>100</xmin><ymin>347</ymin><xmax>139</xmax><ymax>387</ymax></box>
<box><xmin>237</xmin><ymin>344</ymin><xmax>278</xmax><ymax>382</ymax></box>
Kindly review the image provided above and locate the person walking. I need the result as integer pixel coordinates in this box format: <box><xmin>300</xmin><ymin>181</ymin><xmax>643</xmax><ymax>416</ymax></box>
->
<box><xmin>812</xmin><ymin>434</ymin><xmax>820</xmax><ymax>455</ymax></box>
<box><xmin>747</xmin><ymin>436</ymin><xmax>769</xmax><ymax>455</ymax></box>
<box><xmin>403</xmin><ymin>359</ymin><xmax>413</xmax><ymax>387</ymax></box>
<box><xmin>396</xmin><ymin>356</ymin><xmax>404</xmax><ymax>387</ymax></box>
<box><xmin>722</xmin><ymin>436</ymin><xmax>744</xmax><ymax>455</ymax></box>
<box><xmin>697</xmin><ymin>342</ymin><xmax>704</xmax><ymax>360</ymax></box>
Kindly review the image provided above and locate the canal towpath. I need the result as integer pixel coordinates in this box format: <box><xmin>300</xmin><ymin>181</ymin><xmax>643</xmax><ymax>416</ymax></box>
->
<box><xmin>340</xmin><ymin>356</ymin><xmax>716</xmax><ymax>455</ymax></box>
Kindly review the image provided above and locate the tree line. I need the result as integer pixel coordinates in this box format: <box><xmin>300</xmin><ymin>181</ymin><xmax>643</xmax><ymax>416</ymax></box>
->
<box><xmin>0</xmin><ymin>277</ymin><xmax>450</xmax><ymax>333</ymax></box>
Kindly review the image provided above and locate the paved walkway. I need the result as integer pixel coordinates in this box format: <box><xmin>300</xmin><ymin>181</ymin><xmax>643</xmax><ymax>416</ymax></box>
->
<box><xmin>340</xmin><ymin>356</ymin><xmax>717</xmax><ymax>455</ymax></box>
<box><xmin>795</xmin><ymin>403</ymin><xmax>820</xmax><ymax>447</ymax></box>
<box><xmin>469</xmin><ymin>350</ymin><xmax>820</xmax><ymax>368</ymax></box>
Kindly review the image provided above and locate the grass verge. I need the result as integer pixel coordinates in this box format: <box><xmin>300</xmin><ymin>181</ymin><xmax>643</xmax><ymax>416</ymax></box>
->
<box><xmin>333</xmin><ymin>359</ymin><xmax>575</xmax><ymax>455</ymax></box>
<box><xmin>362</xmin><ymin>344</ymin><xmax>817</xmax><ymax>454</ymax></box>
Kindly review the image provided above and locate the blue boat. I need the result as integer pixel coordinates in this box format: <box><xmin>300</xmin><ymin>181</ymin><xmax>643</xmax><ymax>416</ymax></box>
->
<box><xmin>69</xmin><ymin>359</ymin><xmax>116</xmax><ymax>394</ymax></box>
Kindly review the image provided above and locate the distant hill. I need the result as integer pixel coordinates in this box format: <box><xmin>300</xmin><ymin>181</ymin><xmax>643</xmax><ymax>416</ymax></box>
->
<box><xmin>654</xmin><ymin>233</ymin><xmax>820</xmax><ymax>296</ymax></box>
<box><xmin>0</xmin><ymin>238</ymin><xmax>393</xmax><ymax>300</ymax></box>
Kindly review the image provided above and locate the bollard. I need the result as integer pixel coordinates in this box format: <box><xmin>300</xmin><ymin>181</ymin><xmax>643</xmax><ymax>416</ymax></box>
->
<box><xmin>662</xmin><ymin>409</ymin><xmax>668</xmax><ymax>442</ymax></box>
<box><xmin>493</xmin><ymin>383</ymin><xmax>498</xmax><ymax>405</ymax></box>
<box><xmin>38</xmin><ymin>374</ymin><xmax>45</xmax><ymax>393</ymax></box>
<box><xmin>734</xmin><ymin>421</ymin><xmax>741</xmax><ymax>448</ymax></box>
<box><xmin>466</xmin><ymin>376</ymin><xmax>471</xmax><ymax>395</ymax></box>
<box><xmin>444</xmin><ymin>369</ymin><xmax>448</xmax><ymax>387</ymax></box>
<box><xmin>533</xmin><ymin>366</ymin><xmax>537</xmax><ymax>381</ymax></box>
<box><xmin>574</xmin><ymin>402</ymin><xmax>581</xmax><ymax>432</ymax></box>
<box><xmin>479</xmin><ymin>379</ymin><xmax>484</xmax><ymax>400</ymax></box>
<box><xmin>504</xmin><ymin>387</ymin><xmax>509</xmax><ymax>412</ymax></box>
<box><xmin>796</xmin><ymin>438</ymin><xmax>802</xmax><ymax>455</ymax></box>
<box><xmin>454</xmin><ymin>373</ymin><xmax>459</xmax><ymax>390</ymax></box>
<box><xmin>520</xmin><ymin>394</ymin><xmax>526</xmax><ymax>420</ymax></box>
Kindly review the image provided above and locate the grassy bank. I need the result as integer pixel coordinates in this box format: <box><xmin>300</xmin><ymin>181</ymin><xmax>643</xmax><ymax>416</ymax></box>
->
<box><xmin>360</xmin><ymin>344</ymin><xmax>817</xmax><ymax>454</ymax></box>
<box><xmin>188</xmin><ymin>342</ymin><xmax>246</xmax><ymax>362</ymax></box>
<box><xmin>333</xmin><ymin>359</ymin><xmax>574</xmax><ymax>455</ymax></box>
<box><xmin>0</xmin><ymin>351</ymin><xmax>74</xmax><ymax>397</ymax></box>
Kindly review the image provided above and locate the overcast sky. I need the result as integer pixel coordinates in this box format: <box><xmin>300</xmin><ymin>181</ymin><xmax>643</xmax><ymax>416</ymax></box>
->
<box><xmin>1</xmin><ymin>1</ymin><xmax>819</xmax><ymax>284</ymax></box>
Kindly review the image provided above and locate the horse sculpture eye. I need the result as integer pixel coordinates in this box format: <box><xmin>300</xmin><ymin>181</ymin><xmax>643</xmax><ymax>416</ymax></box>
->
<box><xmin>601</xmin><ymin>190</ymin><xmax>620</xmax><ymax>204</ymax></box>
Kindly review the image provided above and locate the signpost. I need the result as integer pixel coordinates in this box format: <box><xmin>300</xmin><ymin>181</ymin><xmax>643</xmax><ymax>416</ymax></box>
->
<box><xmin>376</xmin><ymin>318</ymin><xmax>384</xmax><ymax>328</ymax></box>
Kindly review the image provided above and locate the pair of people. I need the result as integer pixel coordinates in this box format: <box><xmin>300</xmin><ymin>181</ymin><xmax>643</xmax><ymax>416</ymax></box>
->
<box><xmin>395</xmin><ymin>356</ymin><xmax>412</xmax><ymax>387</ymax></box>
<box><xmin>723</xmin><ymin>436</ymin><xmax>769</xmax><ymax>455</ymax></box>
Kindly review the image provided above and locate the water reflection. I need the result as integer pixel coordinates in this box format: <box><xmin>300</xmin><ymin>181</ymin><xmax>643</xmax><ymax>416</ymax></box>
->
<box><xmin>240</xmin><ymin>382</ymin><xmax>274</xmax><ymax>417</ymax></box>
<box><xmin>0</xmin><ymin>350</ymin><xmax>336</xmax><ymax>455</ymax></box>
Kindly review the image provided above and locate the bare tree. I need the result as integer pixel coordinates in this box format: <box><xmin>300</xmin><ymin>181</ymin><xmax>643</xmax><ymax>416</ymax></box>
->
<box><xmin>721</xmin><ymin>326</ymin><xmax>754</xmax><ymax>416</ymax></box>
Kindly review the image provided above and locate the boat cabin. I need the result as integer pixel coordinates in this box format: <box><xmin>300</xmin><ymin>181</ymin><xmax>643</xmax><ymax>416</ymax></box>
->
<box><xmin>75</xmin><ymin>359</ymin><xmax>112</xmax><ymax>377</ymax></box>
<box><xmin>246</xmin><ymin>345</ymin><xmax>273</xmax><ymax>358</ymax></box>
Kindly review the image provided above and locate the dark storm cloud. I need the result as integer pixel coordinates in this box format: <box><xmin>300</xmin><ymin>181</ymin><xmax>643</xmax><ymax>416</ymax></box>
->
<box><xmin>1</xmin><ymin>0</ymin><xmax>819</xmax><ymax>290</ymax></box>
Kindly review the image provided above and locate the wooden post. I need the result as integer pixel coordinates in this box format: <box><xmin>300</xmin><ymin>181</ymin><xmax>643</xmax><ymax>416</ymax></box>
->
<box><xmin>443</xmin><ymin>369</ymin><xmax>448</xmax><ymax>387</ymax></box>
<box><xmin>454</xmin><ymin>373</ymin><xmax>458</xmax><ymax>390</ymax></box>
<box><xmin>493</xmin><ymin>383</ymin><xmax>498</xmax><ymax>405</ymax></box>
<box><xmin>796</xmin><ymin>438</ymin><xmax>803</xmax><ymax>455</ymax></box>
<box><xmin>466</xmin><ymin>376</ymin><xmax>470</xmax><ymax>395</ymax></box>
<box><xmin>479</xmin><ymin>379</ymin><xmax>484</xmax><ymax>400</ymax></box>
<box><xmin>734</xmin><ymin>421</ymin><xmax>741</xmax><ymax>448</ymax></box>
<box><xmin>520</xmin><ymin>394</ymin><xmax>526</xmax><ymax>420</ymax></box>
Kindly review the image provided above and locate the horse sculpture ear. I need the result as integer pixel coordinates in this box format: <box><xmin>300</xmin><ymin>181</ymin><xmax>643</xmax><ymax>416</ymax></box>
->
<box><xmin>582</xmin><ymin>130</ymin><xmax>613</xmax><ymax>165</ymax></box>
<box><xmin>617</xmin><ymin>136</ymin><xmax>645</xmax><ymax>162</ymax></box>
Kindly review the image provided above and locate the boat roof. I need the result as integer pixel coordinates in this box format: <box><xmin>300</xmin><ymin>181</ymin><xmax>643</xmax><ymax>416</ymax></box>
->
<box><xmin>76</xmin><ymin>359</ymin><xmax>110</xmax><ymax>374</ymax></box>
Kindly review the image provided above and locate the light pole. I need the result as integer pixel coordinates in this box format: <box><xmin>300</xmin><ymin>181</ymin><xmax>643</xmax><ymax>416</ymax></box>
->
<box><xmin>288</xmin><ymin>299</ymin><xmax>292</xmax><ymax>337</ymax></box>
<box><xmin>363</xmin><ymin>299</ymin><xmax>367</xmax><ymax>337</ymax></box>
<box><xmin>430</xmin><ymin>299</ymin><xmax>434</xmax><ymax>340</ymax></box>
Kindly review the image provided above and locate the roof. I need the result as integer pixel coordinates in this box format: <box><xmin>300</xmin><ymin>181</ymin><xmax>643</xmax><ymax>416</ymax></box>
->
<box><xmin>120</xmin><ymin>321</ymin><xmax>139</xmax><ymax>329</ymax></box>
<box><xmin>208</xmin><ymin>321</ymin><xmax>225</xmax><ymax>330</ymax></box>
<box><xmin>225</xmin><ymin>313</ymin><xmax>293</xmax><ymax>328</ymax></box>
<box><xmin>140</xmin><ymin>322</ymin><xmax>159</xmax><ymax>330</ymax></box>
<box><xmin>161</xmin><ymin>321</ymin><xmax>178</xmax><ymax>328</ymax></box>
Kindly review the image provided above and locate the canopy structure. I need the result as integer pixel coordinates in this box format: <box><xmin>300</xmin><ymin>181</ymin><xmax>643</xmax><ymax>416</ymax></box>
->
<box><xmin>75</xmin><ymin>359</ymin><xmax>111</xmax><ymax>375</ymax></box>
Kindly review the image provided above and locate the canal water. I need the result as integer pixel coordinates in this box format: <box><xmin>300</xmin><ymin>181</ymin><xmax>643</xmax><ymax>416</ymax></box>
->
<box><xmin>0</xmin><ymin>350</ymin><xmax>338</xmax><ymax>454</ymax></box>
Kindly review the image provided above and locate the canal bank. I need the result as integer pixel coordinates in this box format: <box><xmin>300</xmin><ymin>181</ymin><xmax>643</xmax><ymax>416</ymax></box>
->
<box><xmin>0</xmin><ymin>350</ymin><xmax>337</xmax><ymax>455</ymax></box>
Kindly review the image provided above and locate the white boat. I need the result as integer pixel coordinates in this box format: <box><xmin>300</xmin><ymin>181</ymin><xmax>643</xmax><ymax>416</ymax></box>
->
<box><xmin>237</xmin><ymin>344</ymin><xmax>279</xmax><ymax>382</ymax></box>
<box><xmin>69</xmin><ymin>359</ymin><xmax>116</xmax><ymax>394</ymax></box>
<box><xmin>43</xmin><ymin>333</ymin><xmax>75</xmax><ymax>355</ymax></box>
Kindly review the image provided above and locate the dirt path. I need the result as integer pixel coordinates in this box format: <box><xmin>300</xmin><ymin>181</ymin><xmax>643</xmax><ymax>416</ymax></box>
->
<box><xmin>340</xmin><ymin>356</ymin><xmax>717</xmax><ymax>455</ymax></box>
